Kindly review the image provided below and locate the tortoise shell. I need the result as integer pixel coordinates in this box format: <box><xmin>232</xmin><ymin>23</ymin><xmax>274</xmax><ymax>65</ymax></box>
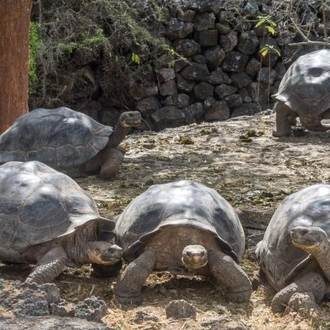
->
<box><xmin>0</xmin><ymin>161</ymin><xmax>113</xmax><ymax>261</ymax></box>
<box><xmin>0</xmin><ymin>107</ymin><xmax>112</xmax><ymax>168</ymax></box>
<box><xmin>273</xmin><ymin>49</ymin><xmax>330</xmax><ymax>117</ymax></box>
<box><xmin>115</xmin><ymin>180</ymin><xmax>245</xmax><ymax>263</ymax></box>
<box><xmin>256</xmin><ymin>184</ymin><xmax>330</xmax><ymax>291</ymax></box>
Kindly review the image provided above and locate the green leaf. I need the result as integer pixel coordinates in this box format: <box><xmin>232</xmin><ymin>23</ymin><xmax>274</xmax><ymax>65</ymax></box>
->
<box><xmin>274</xmin><ymin>49</ymin><xmax>281</xmax><ymax>56</ymax></box>
<box><xmin>260</xmin><ymin>47</ymin><xmax>269</xmax><ymax>57</ymax></box>
<box><xmin>131</xmin><ymin>52</ymin><xmax>141</xmax><ymax>65</ymax></box>
<box><xmin>255</xmin><ymin>17</ymin><xmax>266</xmax><ymax>28</ymax></box>
<box><xmin>167</xmin><ymin>61</ymin><xmax>175</xmax><ymax>68</ymax></box>
<box><xmin>169</xmin><ymin>47</ymin><xmax>175</xmax><ymax>55</ymax></box>
<box><xmin>266</xmin><ymin>26</ymin><xmax>276</xmax><ymax>35</ymax></box>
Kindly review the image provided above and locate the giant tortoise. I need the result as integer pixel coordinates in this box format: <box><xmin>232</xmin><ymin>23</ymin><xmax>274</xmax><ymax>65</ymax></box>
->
<box><xmin>0</xmin><ymin>107</ymin><xmax>141</xmax><ymax>179</ymax></box>
<box><xmin>272</xmin><ymin>49</ymin><xmax>330</xmax><ymax>137</ymax></box>
<box><xmin>0</xmin><ymin>160</ymin><xmax>122</xmax><ymax>283</ymax></box>
<box><xmin>114</xmin><ymin>180</ymin><xmax>252</xmax><ymax>305</ymax></box>
<box><xmin>256</xmin><ymin>184</ymin><xmax>330</xmax><ymax>312</ymax></box>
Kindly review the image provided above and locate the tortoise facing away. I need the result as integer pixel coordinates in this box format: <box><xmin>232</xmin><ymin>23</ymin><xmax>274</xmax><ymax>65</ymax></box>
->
<box><xmin>272</xmin><ymin>49</ymin><xmax>330</xmax><ymax>137</ymax></box>
<box><xmin>114</xmin><ymin>180</ymin><xmax>252</xmax><ymax>305</ymax></box>
<box><xmin>256</xmin><ymin>184</ymin><xmax>330</xmax><ymax>312</ymax></box>
<box><xmin>0</xmin><ymin>161</ymin><xmax>122</xmax><ymax>283</ymax></box>
<box><xmin>0</xmin><ymin>107</ymin><xmax>141</xmax><ymax>179</ymax></box>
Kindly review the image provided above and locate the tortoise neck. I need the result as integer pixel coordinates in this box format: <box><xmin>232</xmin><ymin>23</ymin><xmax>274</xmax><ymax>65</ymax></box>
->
<box><xmin>64</xmin><ymin>223</ymin><xmax>97</xmax><ymax>265</ymax></box>
<box><xmin>310</xmin><ymin>241</ymin><xmax>330</xmax><ymax>282</ymax></box>
<box><xmin>106</xmin><ymin>123</ymin><xmax>130</xmax><ymax>150</ymax></box>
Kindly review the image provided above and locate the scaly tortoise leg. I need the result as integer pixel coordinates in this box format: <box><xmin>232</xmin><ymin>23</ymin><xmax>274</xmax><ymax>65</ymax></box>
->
<box><xmin>208</xmin><ymin>250</ymin><xmax>252</xmax><ymax>303</ymax></box>
<box><xmin>273</xmin><ymin>102</ymin><xmax>297</xmax><ymax>137</ymax></box>
<box><xmin>271</xmin><ymin>272</ymin><xmax>325</xmax><ymax>313</ymax></box>
<box><xmin>114</xmin><ymin>248</ymin><xmax>156</xmax><ymax>305</ymax></box>
<box><xmin>25</xmin><ymin>246</ymin><xmax>68</xmax><ymax>284</ymax></box>
<box><xmin>100</xmin><ymin>146</ymin><xmax>125</xmax><ymax>180</ymax></box>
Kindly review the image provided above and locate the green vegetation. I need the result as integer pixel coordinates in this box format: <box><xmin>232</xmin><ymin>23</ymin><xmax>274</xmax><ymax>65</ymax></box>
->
<box><xmin>58</xmin><ymin>28</ymin><xmax>107</xmax><ymax>54</ymax></box>
<box><xmin>255</xmin><ymin>15</ymin><xmax>277</xmax><ymax>36</ymax></box>
<box><xmin>28</xmin><ymin>21</ymin><xmax>41</xmax><ymax>94</ymax></box>
<box><xmin>255</xmin><ymin>16</ymin><xmax>281</xmax><ymax>58</ymax></box>
<box><xmin>29</xmin><ymin>0</ymin><xmax>181</xmax><ymax>107</ymax></box>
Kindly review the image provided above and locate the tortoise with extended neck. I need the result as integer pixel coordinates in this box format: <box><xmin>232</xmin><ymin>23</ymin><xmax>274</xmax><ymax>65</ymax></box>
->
<box><xmin>272</xmin><ymin>49</ymin><xmax>330</xmax><ymax>137</ymax></box>
<box><xmin>114</xmin><ymin>180</ymin><xmax>252</xmax><ymax>305</ymax></box>
<box><xmin>0</xmin><ymin>107</ymin><xmax>141</xmax><ymax>179</ymax></box>
<box><xmin>0</xmin><ymin>160</ymin><xmax>122</xmax><ymax>283</ymax></box>
<box><xmin>256</xmin><ymin>184</ymin><xmax>330</xmax><ymax>312</ymax></box>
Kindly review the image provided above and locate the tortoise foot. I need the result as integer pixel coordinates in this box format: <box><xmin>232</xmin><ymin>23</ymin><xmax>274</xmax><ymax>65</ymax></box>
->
<box><xmin>115</xmin><ymin>292</ymin><xmax>143</xmax><ymax>306</ymax></box>
<box><xmin>272</xmin><ymin>129</ymin><xmax>291</xmax><ymax>137</ymax></box>
<box><xmin>227</xmin><ymin>288</ymin><xmax>252</xmax><ymax>303</ymax></box>
<box><xmin>271</xmin><ymin>272</ymin><xmax>325</xmax><ymax>313</ymax></box>
<box><xmin>286</xmin><ymin>292</ymin><xmax>317</xmax><ymax>314</ymax></box>
<box><xmin>292</xmin><ymin>127</ymin><xmax>307</xmax><ymax>136</ymax></box>
<box><xmin>100</xmin><ymin>148</ymin><xmax>125</xmax><ymax>180</ymax></box>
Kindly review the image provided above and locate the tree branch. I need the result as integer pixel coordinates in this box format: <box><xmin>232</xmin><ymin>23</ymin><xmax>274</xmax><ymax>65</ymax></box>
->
<box><xmin>288</xmin><ymin>41</ymin><xmax>330</xmax><ymax>47</ymax></box>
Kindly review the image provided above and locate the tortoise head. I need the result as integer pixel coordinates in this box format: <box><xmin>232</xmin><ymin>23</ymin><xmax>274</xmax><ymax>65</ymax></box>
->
<box><xmin>118</xmin><ymin>111</ymin><xmax>142</xmax><ymax>128</ymax></box>
<box><xmin>290</xmin><ymin>226</ymin><xmax>328</xmax><ymax>254</ymax></box>
<box><xmin>87</xmin><ymin>241</ymin><xmax>122</xmax><ymax>265</ymax></box>
<box><xmin>181</xmin><ymin>245</ymin><xmax>208</xmax><ymax>269</ymax></box>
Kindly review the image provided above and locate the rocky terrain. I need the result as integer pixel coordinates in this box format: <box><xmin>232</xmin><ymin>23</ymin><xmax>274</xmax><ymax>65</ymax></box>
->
<box><xmin>2</xmin><ymin>112</ymin><xmax>330</xmax><ymax>329</ymax></box>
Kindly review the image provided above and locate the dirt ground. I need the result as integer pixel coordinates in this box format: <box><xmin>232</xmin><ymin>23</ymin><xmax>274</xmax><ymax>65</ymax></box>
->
<box><xmin>3</xmin><ymin>111</ymin><xmax>330</xmax><ymax>329</ymax></box>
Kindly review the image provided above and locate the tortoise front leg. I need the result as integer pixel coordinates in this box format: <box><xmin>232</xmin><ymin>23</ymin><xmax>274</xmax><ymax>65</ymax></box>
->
<box><xmin>25</xmin><ymin>246</ymin><xmax>68</xmax><ymax>284</ymax></box>
<box><xmin>115</xmin><ymin>248</ymin><xmax>156</xmax><ymax>305</ymax></box>
<box><xmin>208</xmin><ymin>250</ymin><xmax>252</xmax><ymax>303</ymax></box>
<box><xmin>271</xmin><ymin>272</ymin><xmax>325</xmax><ymax>313</ymax></box>
<box><xmin>100</xmin><ymin>146</ymin><xmax>125</xmax><ymax>180</ymax></box>
<box><xmin>273</xmin><ymin>102</ymin><xmax>296</xmax><ymax>137</ymax></box>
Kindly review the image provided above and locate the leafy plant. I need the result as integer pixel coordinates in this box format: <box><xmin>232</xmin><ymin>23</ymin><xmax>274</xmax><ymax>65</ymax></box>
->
<box><xmin>29</xmin><ymin>21</ymin><xmax>41</xmax><ymax>95</ymax></box>
<box><xmin>58</xmin><ymin>28</ymin><xmax>107</xmax><ymax>54</ymax></box>
<box><xmin>254</xmin><ymin>15</ymin><xmax>282</xmax><ymax>106</ymax></box>
<box><xmin>259</xmin><ymin>44</ymin><xmax>281</xmax><ymax>58</ymax></box>
<box><xmin>81</xmin><ymin>28</ymin><xmax>107</xmax><ymax>47</ymax></box>
<box><xmin>58</xmin><ymin>41</ymin><xmax>78</xmax><ymax>54</ymax></box>
<box><xmin>30</xmin><ymin>0</ymin><xmax>177</xmax><ymax>108</ymax></box>
<box><xmin>255</xmin><ymin>15</ymin><xmax>277</xmax><ymax>36</ymax></box>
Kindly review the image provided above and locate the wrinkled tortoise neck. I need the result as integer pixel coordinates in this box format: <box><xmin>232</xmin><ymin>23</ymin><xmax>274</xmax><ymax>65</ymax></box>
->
<box><xmin>105</xmin><ymin>122</ymin><xmax>131</xmax><ymax>149</ymax></box>
<box><xmin>307</xmin><ymin>240</ymin><xmax>330</xmax><ymax>282</ymax></box>
<box><xmin>62</xmin><ymin>223</ymin><xmax>98</xmax><ymax>265</ymax></box>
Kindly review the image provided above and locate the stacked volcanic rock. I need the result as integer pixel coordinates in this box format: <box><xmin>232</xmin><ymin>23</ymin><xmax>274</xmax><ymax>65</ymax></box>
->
<box><xmin>133</xmin><ymin>0</ymin><xmax>286</xmax><ymax>131</ymax></box>
<box><xmin>0</xmin><ymin>279</ymin><xmax>112</xmax><ymax>330</ymax></box>
<box><xmin>32</xmin><ymin>0</ymin><xmax>324</xmax><ymax>131</ymax></box>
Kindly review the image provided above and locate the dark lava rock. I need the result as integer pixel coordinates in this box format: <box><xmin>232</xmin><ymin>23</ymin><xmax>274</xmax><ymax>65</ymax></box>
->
<box><xmin>165</xmin><ymin>299</ymin><xmax>197</xmax><ymax>319</ymax></box>
<box><xmin>0</xmin><ymin>279</ymin><xmax>109</xmax><ymax>327</ymax></box>
<box><xmin>0</xmin><ymin>280</ymin><xmax>60</xmax><ymax>317</ymax></box>
<box><xmin>74</xmin><ymin>296</ymin><xmax>107</xmax><ymax>322</ymax></box>
<box><xmin>0</xmin><ymin>316</ymin><xmax>114</xmax><ymax>330</ymax></box>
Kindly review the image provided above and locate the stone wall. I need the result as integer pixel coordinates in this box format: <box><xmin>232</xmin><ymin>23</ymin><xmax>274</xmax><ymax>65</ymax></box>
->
<box><xmin>30</xmin><ymin>0</ymin><xmax>327</xmax><ymax>131</ymax></box>
<box><xmin>133</xmin><ymin>0</ymin><xmax>327</xmax><ymax>131</ymax></box>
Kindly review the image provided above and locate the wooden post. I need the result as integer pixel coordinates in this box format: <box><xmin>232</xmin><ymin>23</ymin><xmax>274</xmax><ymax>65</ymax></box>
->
<box><xmin>0</xmin><ymin>0</ymin><xmax>33</xmax><ymax>133</ymax></box>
